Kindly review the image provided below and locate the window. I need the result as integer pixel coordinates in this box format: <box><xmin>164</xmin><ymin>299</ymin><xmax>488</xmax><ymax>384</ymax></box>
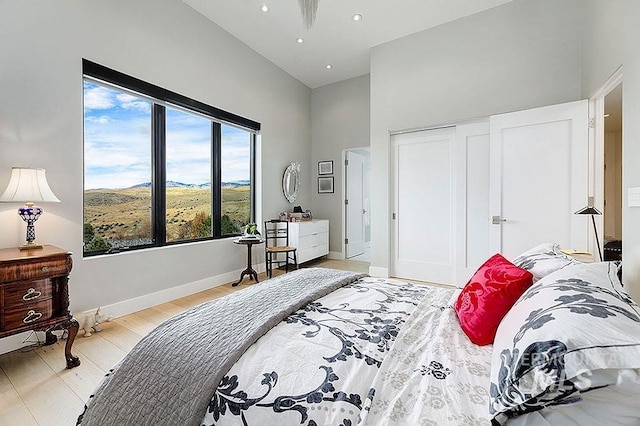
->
<box><xmin>221</xmin><ymin>124</ymin><xmax>252</xmax><ymax>236</ymax></box>
<box><xmin>83</xmin><ymin>82</ymin><xmax>153</xmax><ymax>251</ymax></box>
<box><xmin>165</xmin><ymin>106</ymin><xmax>212</xmax><ymax>242</ymax></box>
<box><xmin>83</xmin><ymin>60</ymin><xmax>259</xmax><ymax>256</ymax></box>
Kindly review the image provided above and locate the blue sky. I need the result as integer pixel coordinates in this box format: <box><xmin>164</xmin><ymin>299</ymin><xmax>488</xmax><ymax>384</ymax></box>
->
<box><xmin>83</xmin><ymin>81</ymin><xmax>251</xmax><ymax>190</ymax></box>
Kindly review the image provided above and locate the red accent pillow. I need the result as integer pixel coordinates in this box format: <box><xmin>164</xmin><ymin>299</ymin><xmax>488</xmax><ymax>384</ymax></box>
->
<box><xmin>454</xmin><ymin>253</ymin><xmax>533</xmax><ymax>346</ymax></box>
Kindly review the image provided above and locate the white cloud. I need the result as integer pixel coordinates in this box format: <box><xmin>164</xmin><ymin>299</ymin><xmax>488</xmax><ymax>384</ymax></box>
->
<box><xmin>84</xmin><ymin>86</ymin><xmax>115</xmax><ymax>110</ymax></box>
<box><xmin>221</xmin><ymin>158</ymin><xmax>250</xmax><ymax>182</ymax></box>
<box><xmin>121</xmin><ymin>100</ymin><xmax>152</xmax><ymax>113</ymax></box>
<box><xmin>115</xmin><ymin>93</ymin><xmax>137</xmax><ymax>103</ymax></box>
<box><xmin>166</xmin><ymin>161</ymin><xmax>211</xmax><ymax>185</ymax></box>
<box><xmin>84</xmin><ymin>146</ymin><xmax>146</xmax><ymax>169</ymax></box>
<box><xmin>83</xmin><ymin>92</ymin><xmax>252</xmax><ymax>188</ymax></box>
<box><xmin>221</xmin><ymin>130</ymin><xmax>250</xmax><ymax>182</ymax></box>
<box><xmin>116</xmin><ymin>92</ymin><xmax>151</xmax><ymax>112</ymax></box>
<box><xmin>165</xmin><ymin>131</ymin><xmax>211</xmax><ymax>184</ymax></box>
<box><xmin>85</xmin><ymin>116</ymin><xmax>112</xmax><ymax>124</ymax></box>
<box><xmin>84</xmin><ymin>116</ymin><xmax>152</xmax><ymax>188</ymax></box>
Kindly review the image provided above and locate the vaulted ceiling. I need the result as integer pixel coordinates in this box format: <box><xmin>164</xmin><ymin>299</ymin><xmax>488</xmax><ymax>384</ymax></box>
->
<box><xmin>183</xmin><ymin>0</ymin><xmax>515</xmax><ymax>89</ymax></box>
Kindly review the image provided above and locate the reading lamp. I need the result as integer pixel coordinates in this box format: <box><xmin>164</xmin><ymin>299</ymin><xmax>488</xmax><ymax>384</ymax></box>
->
<box><xmin>574</xmin><ymin>205</ymin><xmax>603</xmax><ymax>261</ymax></box>
<box><xmin>0</xmin><ymin>167</ymin><xmax>60</xmax><ymax>250</ymax></box>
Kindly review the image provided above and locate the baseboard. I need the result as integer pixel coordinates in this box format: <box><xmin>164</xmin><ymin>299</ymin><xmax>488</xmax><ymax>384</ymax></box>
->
<box><xmin>328</xmin><ymin>251</ymin><xmax>344</xmax><ymax>260</ymax></box>
<box><xmin>0</xmin><ymin>265</ymin><xmax>260</xmax><ymax>356</ymax></box>
<box><xmin>368</xmin><ymin>266</ymin><xmax>389</xmax><ymax>278</ymax></box>
<box><xmin>0</xmin><ymin>332</ymin><xmax>34</xmax><ymax>356</ymax></box>
<box><xmin>94</xmin><ymin>266</ymin><xmax>256</xmax><ymax>318</ymax></box>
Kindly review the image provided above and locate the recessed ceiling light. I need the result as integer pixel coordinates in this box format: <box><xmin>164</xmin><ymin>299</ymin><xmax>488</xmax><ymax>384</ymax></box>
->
<box><xmin>352</xmin><ymin>14</ymin><xmax>362</xmax><ymax>22</ymax></box>
<box><xmin>326</xmin><ymin>64</ymin><xmax>333</xmax><ymax>69</ymax></box>
<box><xmin>261</xmin><ymin>4</ymin><xmax>269</xmax><ymax>13</ymax></box>
<box><xmin>296</xmin><ymin>38</ymin><xmax>304</xmax><ymax>44</ymax></box>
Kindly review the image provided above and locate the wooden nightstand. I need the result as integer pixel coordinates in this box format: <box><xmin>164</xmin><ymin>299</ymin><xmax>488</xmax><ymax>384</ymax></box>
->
<box><xmin>0</xmin><ymin>245</ymin><xmax>80</xmax><ymax>368</ymax></box>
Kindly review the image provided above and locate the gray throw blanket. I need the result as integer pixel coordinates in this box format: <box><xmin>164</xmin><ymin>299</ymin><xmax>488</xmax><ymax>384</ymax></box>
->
<box><xmin>79</xmin><ymin>268</ymin><xmax>367</xmax><ymax>426</ymax></box>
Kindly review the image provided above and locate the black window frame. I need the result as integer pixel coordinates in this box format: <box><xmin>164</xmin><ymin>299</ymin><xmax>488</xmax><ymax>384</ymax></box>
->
<box><xmin>83</xmin><ymin>59</ymin><xmax>260</xmax><ymax>257</ymax></box>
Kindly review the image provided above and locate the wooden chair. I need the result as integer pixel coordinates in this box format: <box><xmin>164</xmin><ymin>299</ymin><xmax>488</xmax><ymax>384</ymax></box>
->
<box><xmin>264</xmin><ymin>219</ymin><xmax>298</xmax><ymax>278</ymax></box>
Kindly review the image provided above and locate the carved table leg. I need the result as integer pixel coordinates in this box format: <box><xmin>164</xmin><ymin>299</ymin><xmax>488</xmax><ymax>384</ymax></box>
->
<box><xmin>64</xmin><ymin>318</ymin><xmax>81</xmax><ymax>369</ymax></box>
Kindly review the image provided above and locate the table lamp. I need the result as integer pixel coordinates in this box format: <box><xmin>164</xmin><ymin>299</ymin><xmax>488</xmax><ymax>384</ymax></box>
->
<box><xmin>574</xmin><ymin>204</ymin><xmax>603</xmax><ymax>261</ymax></box>
<box><xmin>0</xmin><ymin>167</ymin><xmax>60</xmax><ymax>250</ymax></box>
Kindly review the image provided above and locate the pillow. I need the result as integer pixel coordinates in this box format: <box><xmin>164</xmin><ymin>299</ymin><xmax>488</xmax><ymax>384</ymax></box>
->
<box><xmin>507</xmin><ymin>369</ymin><xmax>640</xmax><ymax>426</ymax></box>
<box><xmin>489</xmin><ymin>261</ymin><xmax>640</xmax><ymax>425</ymax></box>
<box><xmin>454</xmin><ymin>253</ymin><xmax>533</xmax><ymax>346</ymax></box>
<box><xmin>512</xmin><ymin>242</ymin><xmax>579</xmax><ymax>282</ymax></box>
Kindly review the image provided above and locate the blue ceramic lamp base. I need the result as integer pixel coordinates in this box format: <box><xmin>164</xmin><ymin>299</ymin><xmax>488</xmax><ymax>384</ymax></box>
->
<box><xmin>19</xmin><ymin>203</ymin><xmax>44</xmax><ymax>251</ymax></box>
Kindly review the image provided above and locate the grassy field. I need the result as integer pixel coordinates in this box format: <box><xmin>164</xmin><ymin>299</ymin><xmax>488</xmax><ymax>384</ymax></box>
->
<box><xmin>84</xmin><ymin>186</ymin><xmax>250</xmax><ymax>244</ymax></box>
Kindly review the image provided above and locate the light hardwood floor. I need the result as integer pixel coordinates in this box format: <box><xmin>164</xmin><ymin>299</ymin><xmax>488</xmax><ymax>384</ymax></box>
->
<box><xmin>0</xmin><ymin>258</ymin><xmax>370</xmax><ymax>426</ymax></box>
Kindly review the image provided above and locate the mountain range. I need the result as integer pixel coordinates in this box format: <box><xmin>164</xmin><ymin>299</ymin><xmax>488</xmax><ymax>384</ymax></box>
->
<box><xmin>129</xmin><ymin>180</ymin><xmax>249</xmax><ymax>189</ymax></box>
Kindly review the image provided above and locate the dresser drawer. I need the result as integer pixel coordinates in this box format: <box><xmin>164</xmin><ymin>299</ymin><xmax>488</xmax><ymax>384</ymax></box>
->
<box><xmin>297</xmin><ymin>247</ymin><xmax>316</xmax><ymax>264</ymax></box>
<box><xmin>0</xmin><ymin>256</ymin><xmax>72</xmax><ymax>282</ymax></box>
<box><xmin>299</xmin><ymin>234</ymin><xmax>316</xmax><ymax>250</ymax></box>
<box><xmin>3</xmin><ymin>279</ymin><xmax>53</xmax><ymax>307</ymax></box>
<box><xmin>298</xmin><ymin>220</ymin><xmax>328</xmax><ymax>236</ymax></box>
<box><xmin>3</xmin><ymin>299</ymin><xmax>53</xmax><ymax>330</ymax></box>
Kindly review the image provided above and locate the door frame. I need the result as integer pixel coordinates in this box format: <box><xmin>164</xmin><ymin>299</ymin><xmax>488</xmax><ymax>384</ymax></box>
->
<box><xmin>590</xmin><ymin>65</ymin><xmax>623</xmax><ymax>259</ymax></box>
<box><xmin>342</xmin><ymin>146</ymin><xmax>370</xmax><ymax>260</ymax></box>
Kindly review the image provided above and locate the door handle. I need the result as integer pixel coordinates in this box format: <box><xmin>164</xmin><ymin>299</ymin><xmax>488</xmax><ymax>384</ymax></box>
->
<box><xmin>492</xmin><ymin>215</ymin><xmax>507</xmax><ymax>225</ymax></box>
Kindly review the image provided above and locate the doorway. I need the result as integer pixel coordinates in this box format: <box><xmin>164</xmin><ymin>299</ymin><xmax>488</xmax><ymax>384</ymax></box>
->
<box><xmin>343</xmin><ymin>147</ymin><xmax>371</xmax><ymax>261</ymax></box>
<box><xmin>592</xmin><ymin>67</ymin><xmax>623</xmax><ymax>262</ymax></box>
<box><xmin>603</xmin><ymin>83</ymin><xmax>623</xmax><ymax>259</ymax></box>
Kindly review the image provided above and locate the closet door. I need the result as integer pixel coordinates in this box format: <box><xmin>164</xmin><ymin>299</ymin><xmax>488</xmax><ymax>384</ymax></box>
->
<box><xmin>489</xmin><ymin>100</ymin><xmax>589</xmax><ymax>259</ymax></box>
<box><xmin>455</xmin><ymin>122</ymin><xmax>490</xmax><ymax>286</ymax></box>
<box><xmin>391</xmin><ymin>127</ymin><xmax>456</xmax><ymax>285</ymax></box>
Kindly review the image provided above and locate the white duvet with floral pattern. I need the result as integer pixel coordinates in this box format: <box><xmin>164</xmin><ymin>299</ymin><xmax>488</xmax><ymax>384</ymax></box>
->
<box><xmin>358</xmin><ymin>287</ymin><xmax>494</xmax><ymax>426</ymax></box>
<box><xmin>203</xmin><ymin>277</ymin><xmax>432</xmax><ymax>426</ymax></box>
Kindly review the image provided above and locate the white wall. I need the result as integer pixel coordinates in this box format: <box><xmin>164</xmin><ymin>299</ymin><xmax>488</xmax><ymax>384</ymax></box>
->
<box><xmin>310</xmin><ymin>75</ymin><xmax>370</xmax><ymax>257</ymax></box>
<box><xmin>581</xmin><ymin>0</ymin><xmax>640</xmax><ymax>302</ymax></box>
<box><xmin>369</xmin><ymin>0</ymin><xmax>582</xmax><ymax>276</ymax></box>
<box><xmin>0</xmin><ymin>0</ymin><xmax>311</xmax><ymax>314</ymax></box>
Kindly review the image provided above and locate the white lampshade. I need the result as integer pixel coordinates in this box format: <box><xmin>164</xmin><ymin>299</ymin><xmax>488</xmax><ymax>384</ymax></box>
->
<box><xmin>0</xmin><ymin>167</ymin><xmax>60</xmax><ymax>203</ymax></box>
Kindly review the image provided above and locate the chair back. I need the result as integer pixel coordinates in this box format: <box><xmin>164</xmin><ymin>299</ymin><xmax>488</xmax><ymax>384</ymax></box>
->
<box><xmin>264</xmin><ymin>219</ymin><xmax>290</xmax><ymax>248</ymax></box>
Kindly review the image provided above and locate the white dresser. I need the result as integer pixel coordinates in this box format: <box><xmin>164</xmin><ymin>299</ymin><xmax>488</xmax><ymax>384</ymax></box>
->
<box><xmin>289</xmin><ymin>219</ymin><xmax>329</xmax><ymax>264</ymax></box>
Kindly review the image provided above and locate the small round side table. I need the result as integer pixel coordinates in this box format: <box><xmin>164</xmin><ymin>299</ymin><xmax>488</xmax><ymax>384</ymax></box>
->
<box><xmin>232</xmin><ymin>238</ymin><xmax>264</xmax><ymax>286</ymax></box>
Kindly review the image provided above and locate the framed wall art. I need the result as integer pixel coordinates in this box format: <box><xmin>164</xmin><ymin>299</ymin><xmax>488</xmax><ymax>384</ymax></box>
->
<box><xmin>318</xmin><ymin>160</ymin><xmax>333</xmax><ymax>175</ymax></box>
<box><xmin>318</xmin><ymin>176</ymin><xmax>334</xmax><ymax>193</ymax></box>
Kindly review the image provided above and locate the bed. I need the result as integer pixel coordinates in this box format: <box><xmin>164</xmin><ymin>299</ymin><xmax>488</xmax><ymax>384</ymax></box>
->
<box><xmin>77</xmin><ymin>244</ymin><xmax>640</xmax><ymax>426</ymax></box>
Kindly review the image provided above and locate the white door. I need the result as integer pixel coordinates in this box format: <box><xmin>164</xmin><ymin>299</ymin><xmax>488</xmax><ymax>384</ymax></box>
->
<box><xmin>489</xmin><ymin>100</ymin><xmax>589</xmax><ymax>259</ymax></box>
<box><xmin>345</xmin><ymin>150</ymin><xmax>367</xmax><ymax>258</ymax></box>
<box><xmin>455</xmin><ymin>122</ymin><xmax>490</xmax><ymax>286</ymax></box>
<box><xmin>392</xmin><ymin>127</ymin><xmax>456</xmax><ymax>284</ymax></box>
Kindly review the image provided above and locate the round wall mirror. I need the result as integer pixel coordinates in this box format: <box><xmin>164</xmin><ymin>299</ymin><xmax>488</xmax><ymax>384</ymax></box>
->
<box><xmin>282</xmin><ymin>162</ymin><xmax>300</xmax><ymax>203</ymax></box>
